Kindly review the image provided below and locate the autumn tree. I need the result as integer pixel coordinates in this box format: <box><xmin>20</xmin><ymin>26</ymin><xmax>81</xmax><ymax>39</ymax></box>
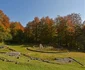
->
<box><xmin>54</xmin><ymin>13</ymin><xmax>82</xmax><ymax>50</ymax></box>
<box><xmin>10</xmin><ymin>22</ymin><xmax>24</xmax><ymax>44</ymax></box>
<box><xmin>39</xmin><ymin>17</ymin><xmax>56</xmax><ymax>44</ymax></box>
<box><xmin>0</xmin><ymin>10</ymin><xmax>10</xmax><ymax>28</ymax></box>
<box><xmin>0</xmin><ymin>10</ymin><xmax>12</xmax><ymax>44</ymax></box>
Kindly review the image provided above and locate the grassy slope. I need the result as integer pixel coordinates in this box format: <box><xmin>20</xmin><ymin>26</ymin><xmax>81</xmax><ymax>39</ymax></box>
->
<box><xmin>0</xmin><ymin>45</ymin><xmax>85</xmax><ymax>70</ymax></box>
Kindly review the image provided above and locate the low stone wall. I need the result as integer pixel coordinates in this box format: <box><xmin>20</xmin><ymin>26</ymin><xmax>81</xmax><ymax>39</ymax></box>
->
<box><xmin>26</xmin><ymin>48</ymin><xmax>67</xmax><ymax>53</ymax></box>
<box><xmin>1</xmin><ymin>46</ymin><xmax>84</xmax><ymax>66</ymax></box>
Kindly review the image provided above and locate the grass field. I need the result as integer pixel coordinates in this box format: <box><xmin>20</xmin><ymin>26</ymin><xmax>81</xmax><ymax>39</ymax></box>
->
<box><xmin>0</xmin><ymin>44</ymin><xmax>85</xmax><ymax>70</ymax></box>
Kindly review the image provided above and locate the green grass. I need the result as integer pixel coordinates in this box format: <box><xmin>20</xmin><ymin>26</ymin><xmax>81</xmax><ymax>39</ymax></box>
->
<box><xmin>0</xmin><ymin>60</ymin><xmax>85</xmax><ymax>70</ymax></box>
<box><xmin>0</xmin><ymin>45</ymin><xmax>85</xmax><ymax>70</ymax></box>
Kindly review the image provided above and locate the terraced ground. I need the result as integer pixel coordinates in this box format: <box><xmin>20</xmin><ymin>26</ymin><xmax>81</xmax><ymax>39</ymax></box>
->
<box><xmin>0</xmin><ymin>45</ymin><xmax>85</xmax><ymax>70</ymax></box>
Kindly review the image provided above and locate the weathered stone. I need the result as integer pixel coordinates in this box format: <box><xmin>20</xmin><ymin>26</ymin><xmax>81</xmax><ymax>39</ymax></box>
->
<box><xmin>36</xmin><ymin>58</ymin><xmax>42</xmax><ymax>61</ymax></box>
<box><xmin>7</xmin><ymin>52</ymin><xmax>20</xmax><ymax>57</ymax></box>
<box><xmin>28</xmin><ymin>60</ymin><xmax>29</xmax><ymax>62</ymax></box>
<box><xmin>6</xmin><ymin>60</ymin><xmax>14</xmax><ymax>62</ymax></box>
<box><xmin>42</xmin><ymin>60</ymin><xmax>49</xmax><ymax>63</ymax></box>
<box><xmin>39</xmin><ymin>44</ymin><xmax>43</xmax><ymax>49</ymax></box>
<box><xmin>16</xmin><ymin>56</ymin><xmax>19</xmax><ymax>59</ymax></box>
<box><xmin>0</xmin><ymin>45</ymin><xmax>8</xmax><ymax>49</ymax></box>
<box><xmin>55</xmin><ymin>57</ymin><xmax>74</xmax><ymax>63</ymax></box>
<box><xmin>15</xmin><ymin>62</ymin><xmax>19</xmax><ymax>64</ymax></box>
<box><xmin>0</xmin><ymin>46</ymin><xmax>4</xmax><ymax>49</ymax></box>
<box><xmin>0</xmin><ymin>57</ymin><xmax>5</xmax><ymax>61</ymax></box>
<box><xmin>30</xmin><ymin>57</ymin><xmax>35</xmax><ymax>60</ymax></box>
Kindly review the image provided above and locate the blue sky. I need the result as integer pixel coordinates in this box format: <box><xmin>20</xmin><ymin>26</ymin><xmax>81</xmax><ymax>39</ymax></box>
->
<box><xmin>0</xmin><ymin>0</ymin><xmax>85</xmax><ymax>26</ymax></box>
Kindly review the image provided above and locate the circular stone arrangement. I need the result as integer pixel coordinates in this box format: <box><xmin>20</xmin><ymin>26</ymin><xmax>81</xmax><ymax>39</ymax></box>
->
<box><xmin>0</xmin><ymin>46</ymin><xmax>84</xmax><ymax>66</ymax></box>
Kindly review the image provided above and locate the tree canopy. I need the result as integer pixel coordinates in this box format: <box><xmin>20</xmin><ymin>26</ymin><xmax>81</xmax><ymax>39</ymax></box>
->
<box><xmin>0</xmin><ymin>10</ymin><xmax>85</xmax><ymax>51</ymax></box>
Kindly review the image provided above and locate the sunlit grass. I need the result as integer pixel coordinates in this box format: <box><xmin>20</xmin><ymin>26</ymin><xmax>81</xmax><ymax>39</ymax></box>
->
<box><xmin>0</xmin><ymin>45</ymin><xmax>85</xmax><ymax>70</ymax></box>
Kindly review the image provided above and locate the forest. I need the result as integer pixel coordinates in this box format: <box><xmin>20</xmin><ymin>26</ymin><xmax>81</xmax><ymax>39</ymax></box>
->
<box><xmin>0</xmin><ymin>10</ymin><xmax>85</xmax><ymax>51</ymax></box>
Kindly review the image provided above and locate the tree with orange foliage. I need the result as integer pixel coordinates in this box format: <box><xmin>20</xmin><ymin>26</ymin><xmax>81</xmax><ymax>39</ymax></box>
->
<box><xmin>10</xmin><ymin>22</ymin><xmax>24</xmax><ymax>44</ymax></box>
<box><xmin>55</xmin><ymin>13</ymin><xmax>82</xmax><ymax>50</ymax></box>
<box><xmin>0</xmin><ymin>10</ymin><xmax>10</xmax><ymax>29</ymax></box>
<box><xmin>0</xmin><ymin>10</ymin><xmax>12</xmax><ymax>43</ymax></box>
